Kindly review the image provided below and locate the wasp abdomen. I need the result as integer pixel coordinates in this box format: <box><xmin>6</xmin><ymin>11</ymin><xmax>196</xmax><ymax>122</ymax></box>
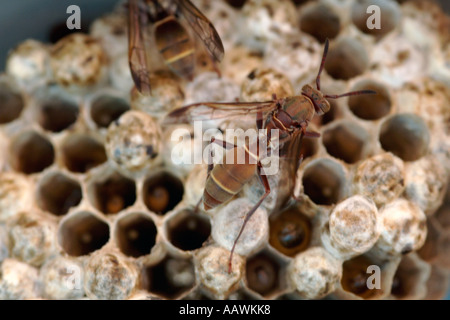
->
<box><xmin>203</xmin><ymin>147</ymin><xmax>257</xmax><ymax>210</ymax></box>
<box><xmin>154</xmin><ymin>18</ymin><xmax>196</xmax><ymax>80</ymax></box>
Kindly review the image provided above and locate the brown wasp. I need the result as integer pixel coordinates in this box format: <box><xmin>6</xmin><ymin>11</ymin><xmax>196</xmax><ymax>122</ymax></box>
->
<box><xmin>164</xmin><ymin>39</ymin><xmax>376</xmax><ymax>272</ymax></box>
<box><xmin>128</xmin><ymin>0</ymin><xmax>224</xmax><ymax>96</ymax></box>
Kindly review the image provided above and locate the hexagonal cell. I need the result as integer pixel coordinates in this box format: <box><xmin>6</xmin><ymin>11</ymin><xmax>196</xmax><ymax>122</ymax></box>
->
<box><xmin>141</xmin><ymin>255</ymin><xmax>196</xmax><ymax>299</ymax></box>
<box><xmin>9</xmin><ymin>131</ymin><xmax>54</xmax><ymax>174</ymax></box>
<box><xmin>322</xmin><ymin>121</ymin><xmax>370</xmax><ymax>164</ymax></box>
<box><xmin>301</xmin><ymin>158</ymin><xmax>347</xmax><ymax>206</ymax></box>
<box><xmin>299</xmin><ymin>135</ymin><xmax>319</xmax><ymax>161</ymax></box>
<box><xmin>88</xmin><ymin>171</ymin><xmax>136</xmax><ymax>214</ymax></box>
<box><xmin>292</xmin><ymin>0</ymin><xmax>308</xmax><ymax>5</ymax></box>
<box><xmin>37</xmin><ymin>172</ymin><xmax>82</xmax><ymax>216</ymax></box>
<box><xmin>58</xmin><ymin>211</ymin><xmax>110</xmax><ymax>257</ymax></box>
<box><xmin>143</xmin><ymin>171</ymin><xmax>184</xmax><ymax>215</ymax></box>
<box><xmin>390</xmin><ymin>254</ymin><xmax>430</xmax><ymax>300</ymax></box>
<box><xmin>0</xmin><ymin>80</ymin><xmax>24</xmax><ymax>124</ymax></box>
<box><xmin>379</xmin><ymin>113</ymin><xmax>430</xmax><ymax>162</ymax></box>
<box><xmin>417</xmin><ymin>219</ymin><xmax>450</xmax><ymax>270</ymax></box>
<box><xmin>225</xmin><ymin>0</ymin><xmax>246</xmax><ymax>8</ymax></box>
<box><xmin>324</xmin><ymin>38</ymin><xmax>369</xmax><ymax>80</ymax></box>
<box><xmin>61</xmin><ymin>134</ymin><xmax>107</xmax><ymax>173</ymax></box>
<box><xmin>37</xmin><ymin>94</ymin><xmax>79</xmax><ymax>132</ymax></box>
<box><xmin>90</xmin><ymin>94</ymin><xmax>130</xmax><ymax>128</ymax></box>
<box><xmin>299</xmin><ymin>3</ymin><xmax>341</xmax><ymax>43</ymax></box>
<box><xmin>348</xmin><ymin>80</ymin><xmax>391</xmax><ymax>120</ymax></box>
<box><xmin>115</xmin><ymin>212</ymin><xmax>157</xmax><ymax>258</ymax></box>
<box><xmin>417</xmin><ymin>218</ymin><xmax>441</xmax><ymax>264</ymax></box>
<box><xmin>269</xmin><ymin>205</ymin><xmax>312</xmax><ymax>257</ymax></box>
<box><xmin>245</xmin><ymin>249</ymin><xmax>288</xmax><ymax>298</ymax></box>
<box><xmin>165</xmin><ymin>209</ymin><xmax>211</xmax><ymax>251</ymax></box>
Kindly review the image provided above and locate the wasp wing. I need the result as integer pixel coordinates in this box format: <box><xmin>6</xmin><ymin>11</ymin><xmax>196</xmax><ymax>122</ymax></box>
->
<box><xmin>273</xmin><ymin>130</ymin><xmax>305</xmax><ymax>211</ymax></box>
<box><xmin>174</xmin><ymin>0</ymin><xmax>225</xmax><ymax>62</ymax></box>
<box><xmin>163</xmin><ymin>100</ymin><xmax>277</xmax><ymax>125</ymax></box>
<box><xmin>128</xmin><ymin>0</ymin><xmax>152</xmax><ymax>95</ymax></box>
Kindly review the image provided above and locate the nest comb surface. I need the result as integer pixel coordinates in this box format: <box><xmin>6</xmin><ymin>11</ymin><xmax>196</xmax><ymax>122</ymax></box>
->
<box><xmin>0</xmin><ymin>0</ymin><xmax>449</xmax><ymax>300</ymax></box>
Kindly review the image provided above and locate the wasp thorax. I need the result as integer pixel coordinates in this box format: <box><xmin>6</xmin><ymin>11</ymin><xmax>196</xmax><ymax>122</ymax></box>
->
<box><xmin>301</xmin><ymin>84</ymin><xmax>330</xmax><ymax>115</ymax></box>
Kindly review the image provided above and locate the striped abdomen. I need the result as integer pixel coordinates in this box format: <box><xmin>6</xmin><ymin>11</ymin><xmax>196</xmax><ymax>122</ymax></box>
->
<box><xmin>154</xmin><ymin>17</ymin><xmax>196</xmax><ymax>80</ymax></box>
<box><xmin>203</xmin><ymin>146</ymin><xmax>257</xmax><ymax>210</ymax></box>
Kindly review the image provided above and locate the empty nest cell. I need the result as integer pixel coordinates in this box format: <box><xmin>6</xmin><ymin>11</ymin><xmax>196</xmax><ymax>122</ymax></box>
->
<box><xmin>90</xmin><ymin>95</ymin><xmax>130</xmax><ymax>128</ymax></box>
<box><xmin>299</xmin><ymin>135</ymin><xmax>319</xmax><ymax>160</ymax></box>
<box><xmin>37</xmin><ymin>95</ymin><xmax>79</xmax><ymax>132</ymax></box>
<box><xmin>58</xmin><ymin>211</ymin><xmax>110</xmax><ymax>257</ymax></box>
<box><xmin>348</xmin><ymin>79</ymin><xmax>391</xmax><ymax>120</ymax></box>
<box><xmin>299</xmin><ymin>3</ymin><xmax>341</xmax><ymax>43</ymax></box>
<box><xmin>9</xmin><ymin>131</ymin><xmax>55</xmax><ymax>174</ymax></box>
<box><xmin>0</xmin><ymin>81</ymin><xmax>24</xmax><ymax>124</ymax></box>
<box><xmin>379</xmin><ymin>113</ymin><xmax>430</xmax><ymax>161</ymax></box>
<box><xmin>390</xmin><ymin>255</ymin><xmax>429</xmax><ymax>300</ymax></box>
<box><xmin>245</xmin><ymin>250</ymin><xmax>287</xmax><ymax>297</ymax></box>
<box><xmin>324</xmin><ymin>38</ymin><xmax>369</xmax><ymax>80</ymax></box>
<box><xmin>141</xmin><ymin>255</ymin><xmax>195</xmax><ymax>299</ymax></box>
<box><xmin>302</xmin><ymin>158</ymin><xmax>347</xmax><ymax>205</ymax></box>
<box><xmin>37</xmin><ymin>171</ymin><xmax>82</xmax><ymax>216</ymax></box>
<box><xmin>61</xmin><ymin>134</ymin><xmax>107</xmax><ymax>173</ymax></box>
<box><xmin>166</xmin><ymin>209</ymin><xmax>211</xmax><ymax>251</ymax></box>
<box><xmin>322</xmin><ymin>121</ymin><xmax>370</xmax><ymax>164</ymax></box>
<box><xmin>225</xmin><ymin>0</ymin><xmax>246</xmax><ymax>8</ymax></box>
<box><xmin>115</xmin><ymin>212</ymin><xmax>157</xmax><ymax>258</ymax></box>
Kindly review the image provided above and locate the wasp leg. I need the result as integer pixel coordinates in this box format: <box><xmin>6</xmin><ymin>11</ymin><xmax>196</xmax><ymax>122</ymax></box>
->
<box><xmin>228</xmin><ymin>165</ymin><xmax>270</xmax><ymax>273</ymax></box>
<box><xmin>304</xmin><ymin>130</ymin><xmax>320</xmax><ymax>138</ymax></box>
<box><xmin>256</xmin><ymin>110</ymin><xmax>264</xmax><ymax>130</ymax></box>
<box><xmin>210</xmin><ymin>56</ymin><xmax>222</xmax><ymax>78</ymax></box>
<box><xmin>291</xmin><ymin>154</ymin><xmax>305</xmax><ymax>203</ymax></box>
<box><xmin>210</xmin><ymin>136</ymin><xmax>237</xmax><ymax>150</ymax></box>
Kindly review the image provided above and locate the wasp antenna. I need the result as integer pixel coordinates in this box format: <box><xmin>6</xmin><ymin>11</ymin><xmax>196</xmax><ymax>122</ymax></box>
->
<box><xmin>324</xmin><ymin>90</ymin><xmax>377</xmax><ymax>99</ymax></box>
<box><xmin>316</xmin><ymin>38</ymin><xmax>329</xmax><ymax>91</ymax></box>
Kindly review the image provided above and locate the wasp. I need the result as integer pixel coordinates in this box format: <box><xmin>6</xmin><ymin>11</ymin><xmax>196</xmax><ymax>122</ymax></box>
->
<box><xmin>164</xmin><ymin>39</ymin><xmax>376</xmax><ymax>272</ymax></box>
<box><xmin>128</xmin><ymin>0</ymin><xmax>224</xmax><ymax>96</ymax></box>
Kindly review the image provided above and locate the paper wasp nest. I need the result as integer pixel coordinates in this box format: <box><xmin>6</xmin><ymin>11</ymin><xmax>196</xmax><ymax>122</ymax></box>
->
<box><xmin>0</xmin><ymin>0</ymin><xmax>449</xmax><ymax>300</ymax></box>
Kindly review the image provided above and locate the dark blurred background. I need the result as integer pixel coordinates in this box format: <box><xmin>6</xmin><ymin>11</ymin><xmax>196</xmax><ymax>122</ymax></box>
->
<box><xmin>0</xmin><ymin>0</ymin><xmax>116</xmax><ymax>71</ymax></box>
<box><xmin>0</xmin><ymin>0</ymin><xmax>448</xmax><ymax>71</ymax></box>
